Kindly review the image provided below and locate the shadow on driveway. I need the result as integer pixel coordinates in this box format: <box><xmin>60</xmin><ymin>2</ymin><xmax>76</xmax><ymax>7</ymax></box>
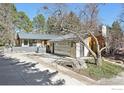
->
<box><xmin>0</xmin><ymin>53</ymin><xmax>65</xmax><ymax>85</ymax></box>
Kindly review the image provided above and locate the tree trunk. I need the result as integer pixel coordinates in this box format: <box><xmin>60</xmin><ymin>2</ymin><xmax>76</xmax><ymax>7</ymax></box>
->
<box><xmin>95</xmin><ymin>53</ymin><xmax>102</xmax><ymax>66</ymax></box>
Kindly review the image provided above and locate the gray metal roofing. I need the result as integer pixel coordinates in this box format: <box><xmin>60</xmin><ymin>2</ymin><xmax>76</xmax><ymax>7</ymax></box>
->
<box><xmin>17</xmin><ymin>32</ymin><xmax>59</xmax><ymax>40</ymax></box>
<box><xmin>17</xmin><ymin>32</ymin><xmax>89</xmax><ymax>41</ymax></box>
<box><xmin>50</xmin><ymin>33</ymin><xmax>76</xmax><ymax>41</ymax></box>
<box><xmin>50</xmin><ymin>33</ymin><xmax>89</xmax><ymax>42</ymax></box>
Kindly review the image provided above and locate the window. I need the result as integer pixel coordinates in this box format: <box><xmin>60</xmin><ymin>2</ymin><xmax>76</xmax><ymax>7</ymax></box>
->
<box><xmin>24</xmin><ymin>40</ymin><xmax>28</xmax><ymax>45</ymax></box>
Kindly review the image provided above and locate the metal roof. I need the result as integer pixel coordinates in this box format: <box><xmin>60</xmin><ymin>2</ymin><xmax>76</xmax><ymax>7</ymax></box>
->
<box><xmin>17</xmin><ymin>32</ymin><xmax>89</xmax><ymax>42</ymax></box>
<box><xmin>50</xmin><ymin>33</ymin><xmax>89</xmax><ymax>42</ymax></box>
<box><xmin>50</xmin><ymin>33</ymin><xmax>76</xmax><ymax>41</ymax></box>
<box><xmin>17</xmin><ymin>32</ymin><xmax>59</xmax><ymax>40</ymax></box>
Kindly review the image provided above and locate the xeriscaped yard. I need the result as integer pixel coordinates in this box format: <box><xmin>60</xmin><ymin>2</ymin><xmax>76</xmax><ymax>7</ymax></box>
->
<box><xmin>78</xmin><ymin>60</ymin><xmax>124</xmax><ymax>80</ymax></box>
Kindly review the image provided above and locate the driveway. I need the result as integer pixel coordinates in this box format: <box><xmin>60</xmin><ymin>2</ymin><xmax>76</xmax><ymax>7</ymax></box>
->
<box><xmin>0</xmin><ymin>52</ymin><xmax>65</xmax><ymax>85</ymax></box>
<box><xmin>0</xmin><ymin>52</ymin><xmax>85</xmax><ymax>85</ymax></box>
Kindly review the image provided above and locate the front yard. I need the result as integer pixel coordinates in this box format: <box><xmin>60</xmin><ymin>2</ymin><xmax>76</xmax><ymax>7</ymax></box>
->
<box><xmin>4</xmin><ymin>51</ymin><xmax>124</xmax><ymax>85</ymax></box>
<box><xmin>28</xmin><ymin>53</ymin><xmax>124</xmax><ymax>82</ymax></box>
<box><xmin>78</xmin><ymin>60</ymin><xmax>124</xmax><ymax>80</ymax></box>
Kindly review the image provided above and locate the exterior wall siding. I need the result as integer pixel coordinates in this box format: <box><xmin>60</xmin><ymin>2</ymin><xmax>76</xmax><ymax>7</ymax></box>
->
<box><xmin>53</xmin><ymin>41</ymin><xmax>76</xmax><ymax>57</ymax></box>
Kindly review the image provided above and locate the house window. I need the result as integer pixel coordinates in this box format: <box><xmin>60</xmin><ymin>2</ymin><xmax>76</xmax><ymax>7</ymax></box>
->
<box><xmin>24</xmin><ymin>40</ymin><xmax>28</xmax><ymax>45</ymax></box>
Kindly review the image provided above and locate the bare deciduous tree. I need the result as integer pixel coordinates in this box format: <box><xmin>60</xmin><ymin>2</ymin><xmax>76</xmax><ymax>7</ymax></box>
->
<box><xmin>45</xmin><ymin>4</ymin><xmax>106</xmax><ymax>66</ymax></box>
<box><xmin>77</xmin><ymin>4</ymin><xmax>106</xmax><ymax>66</ymax></box>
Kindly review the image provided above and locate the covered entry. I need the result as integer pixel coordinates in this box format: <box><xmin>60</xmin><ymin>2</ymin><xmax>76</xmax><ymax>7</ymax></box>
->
<box><xmin>16</xmin><ymin>32</ymin><xmax>59</xmax><ymax>47</ymax></box>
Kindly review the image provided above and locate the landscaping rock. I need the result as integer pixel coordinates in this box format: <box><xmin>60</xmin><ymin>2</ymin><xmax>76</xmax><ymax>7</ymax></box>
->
<box><xmin>79</xmin><ymin>59</ymin><xmax>87</xmax><ymax>69</ymax></box>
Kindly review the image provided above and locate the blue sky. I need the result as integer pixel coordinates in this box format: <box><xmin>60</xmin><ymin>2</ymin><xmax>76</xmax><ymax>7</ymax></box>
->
<box><xmin>15</xmin><ymin>3</ymin><xmax>122</xmax><ymax>26</ymax></box>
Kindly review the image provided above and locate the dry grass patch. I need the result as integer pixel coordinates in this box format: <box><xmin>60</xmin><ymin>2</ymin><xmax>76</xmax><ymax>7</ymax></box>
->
<box><xmin>79</xmin><ymin>60</ymin><xmax>124</xmax><ymax>80</ymax></box>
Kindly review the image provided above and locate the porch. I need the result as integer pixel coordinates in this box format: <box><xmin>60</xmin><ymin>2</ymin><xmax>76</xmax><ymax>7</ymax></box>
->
<box><xmin>16</xmin><ymin>39</ymin><xmax>48</xmax><ymax>47</ymax></box>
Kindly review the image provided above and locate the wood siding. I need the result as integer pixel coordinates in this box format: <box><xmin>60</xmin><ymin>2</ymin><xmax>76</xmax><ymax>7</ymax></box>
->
<box><xmin>53</xmin><ymin>41</ymin><xmax>76</xmax><ymax>57</ymax></box>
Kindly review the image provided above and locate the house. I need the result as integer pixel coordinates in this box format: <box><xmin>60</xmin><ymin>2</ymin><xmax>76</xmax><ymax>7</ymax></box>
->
<box><xmin>15</xmin><ymin>26</ymin><xmax>106</xmax><ymax>58</ymax></box>
<box><xmin>49</xmin><ymin>33</ymin><xmax>79</xmax><ymax>57</ymax></box>
<box><xmin>15</xmin><ymin>32</ymin><xmax>59</xmax><ymax>47</ymax></box>
<box><xmin>49</xmin><ymin>33</ymin><xmax>105</xmax><ymax>58</ymax></box>
<box><xmin>49</xmin><ymin>25</ymin><xmax>107</xmax><ymax>58</ymax></box>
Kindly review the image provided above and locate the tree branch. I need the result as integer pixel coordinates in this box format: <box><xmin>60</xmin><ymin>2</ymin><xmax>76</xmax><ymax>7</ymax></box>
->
<box><xmin>99</xmin><ymin>47</ymin><xmax>106</xmax><ymax>53</ymax></box>
<box><xmin>62</xmin><ymin>28</ymin><xmax>97</xmax><ymax>59</ymax></box>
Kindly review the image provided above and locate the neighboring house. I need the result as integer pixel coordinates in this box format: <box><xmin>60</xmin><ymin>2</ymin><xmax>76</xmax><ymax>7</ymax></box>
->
<box><xmin>15</xmin><ymin>32</ymin><xmax>59</xmax><ymax>47</ymax></box>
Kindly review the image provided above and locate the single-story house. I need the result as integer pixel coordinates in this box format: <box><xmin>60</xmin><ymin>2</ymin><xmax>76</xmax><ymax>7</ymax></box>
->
<box><xmin>49</xmin><ymin>33</ymin><xmax>105</xmax><ymax>58</ymax></box>
<box><xmin>15</xmin><ymin>32</ymin><xmax>59</xmax><ymax>47</ymax></box>
<box><xmin>49</xmin><ymin>33</ymin><xmax>84</xmax><ymax>58</ymax></box>
<box><xmin>15</xmin><ymin>25</ymin><xmax>106</xmax><ymax>58</ymax></box>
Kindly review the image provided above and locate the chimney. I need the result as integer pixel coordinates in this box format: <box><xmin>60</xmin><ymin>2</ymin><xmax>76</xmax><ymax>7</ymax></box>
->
<box><xmin>102</xmin><ymin>25</ymin><xmax>107</xmax><ymax>37</ymax></box>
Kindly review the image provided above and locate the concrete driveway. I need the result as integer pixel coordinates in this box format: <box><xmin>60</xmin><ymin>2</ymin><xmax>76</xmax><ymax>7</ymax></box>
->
<box><xmin>0</xmin><ymin>51</ymin><xmax>86</xmax><ymax>85</ymax></box>
<box><xmin>0</xmin><ymin>52</ymin><xmax>64</xmax><ymax>85</ymax></box>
